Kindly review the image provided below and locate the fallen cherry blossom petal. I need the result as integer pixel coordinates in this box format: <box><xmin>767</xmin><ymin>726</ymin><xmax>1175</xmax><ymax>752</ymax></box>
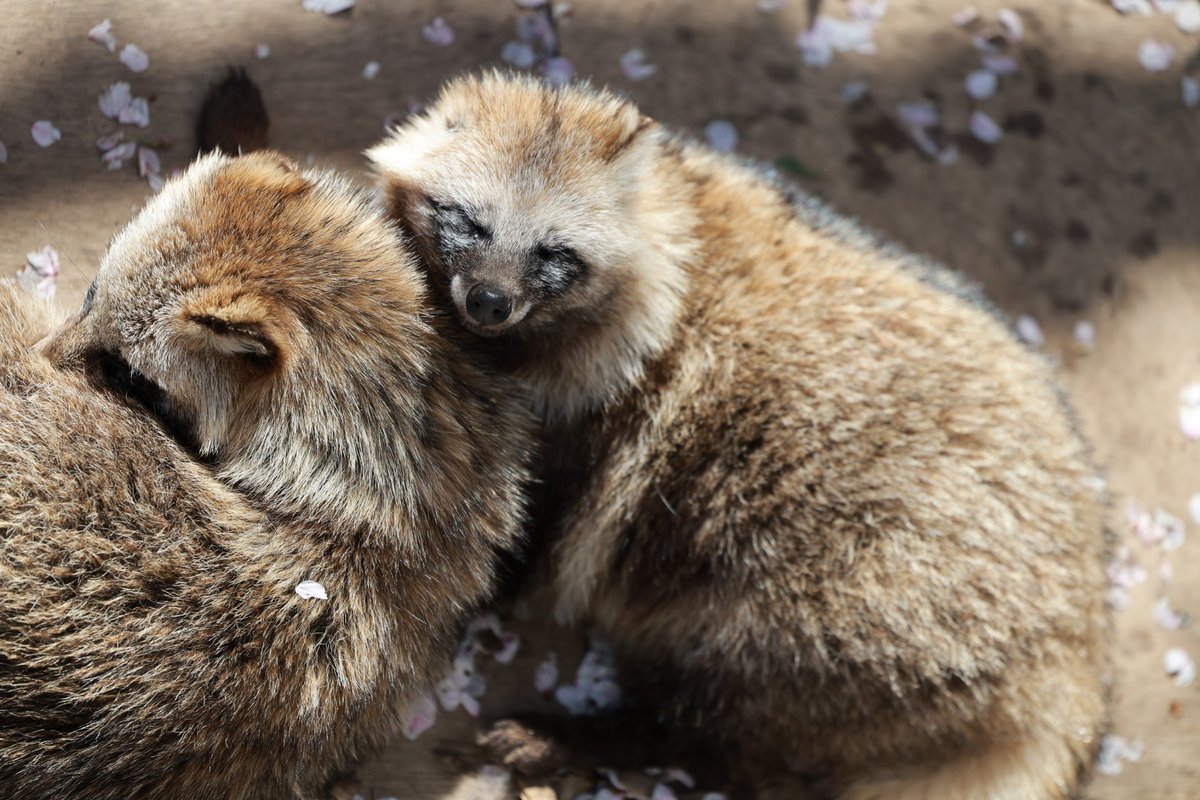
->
<box><xmin>953</xmin><ymin>6</ymin><xmax>979</xmax><ymax>26</ymax></box>
<box><xmin>0</xmin><ymin>141</ymin><xmax>6</xmax><ymax>164</ymax></box>
<box><xmin>555</xmin><ymin>683</ymin><xmax>589</xmax><ymax>714</ymax></box>
<box><xmin>1165</xmin><ymin>648</ymin><xmax>1196</xmax><ymax>687</ymax></box>
<box><xmin>118</xmin><ymin>97</ymin><xmax>150</xmax><ymax>128</ymax></box>
<box><xmin>1154</xmin><ymin>597</ymin><xmax>1187</xmax><ymax>630</ymax></box>
<box><xmin>897</xmin><ymin>100</ymin><xmax>939</xmax><ymax>129</ymax></box>
<box><xmin>997</xmin><ymin>8</ymin><xmax>1023</xmax><ymax>42</ymax></box>
<box><xmin>619</xmin><ymin>48</ymin><xmax>658</xmax><ymax>81</ymax></box>
<box><xmin>983</xmin><ymin>54</ymin><xmax>1019</xmax><ymax>75</ymax></box>
<box><xmin>534</xmin><ymin>653</ymin><xmax>558</xmax><ymax>694</ymax></box>
<box><xmin>847</xmin><ymin>0</ymin><xmax>888</xmax><ymax>21</ymax></box>
<box><xmin>400</xmin><ymin>692</ymin><xmax>437</xmax><ymax>739</ymax></box>
<box><xmin>137</xmin><ymin>146</ymin><xmax>161</xmax><ymax>178</ymax></box>
<box><xmin>965</xmin><ymin>69</ymin><xmax>998</xmax><ymax>99</ymax></box>
<box><xmin>302</xmin><ymin>0</ymin><xmax>355</xmax><ymax>13</ymax></box>
<box><xmin>101</xmin><ymin>141</ymin><xmax>137</xmax><ymax>170</ymax></box>
<box><xmin>704</xmin><ymin>119</ymin><xmax>738</xmax><ymax>153</ymax></box>
<box><xmin>147</xmin><ymin>172</ymin><xmax>165</xmax><ymax>192</ymax></box>
<box><xmin>701</xmin><ymin>795</ymin><xmax>729</xmax><ymax>800</ymax></box>
<box><xmin>459</xmin><ymin>692</ymin><xmax>481</xmax><ymax>717</ymax></box>
<box><xmin>1188</xmin><ymin>493</ymin><xmax>1200</xmax><ymax>525</ymax></box>
<box><xmin>492</xmin><ymin>632</ymin><xmax>520</xmax><ymax>664</ymax></box>
<box><xmin>1183</xmin><ymin>76</ymin><xmax>1200</xmax><ymax>109</ymax></box>
<box><xmin>599</xmin><ymin>769</ymin><xmax>628</xmax><ymax>792</ymax></box>
<box><xmin>1096</xmin><ymin>734</ymin><xmax>1144</xmax><ymax>776</ymax></box>
<box><xmin>255</xmin><ymin>42</ymin><xmax>270</xmax><ymax>59</ymax></box>
<box><xmin>594</xmin><ymin>789</ymin><xmax>621</xmax><ymax>800</ymax></box>
<box><xmin>1155</xmin><ymin>508</ymin><xmax>1185</xmax><ymax>551</ymax></box>
<box><xmin>1074</xmin><ymin>320</ymin><xmax>1095</xmax><ymax>349</ymax></box>
<box><xmin>88</xmin><ymin>19</ymin><xmax>117</xmax><ymax>52</ymax></box>
<box><xmin>969</xmin><ymin>110</ymin><xmax>1003</xmax><ymax>143</ymax></box>
<box><xmin>651</xmin><ymin>784</ymin><xmax>677</xmax><ymax>800</ymax></box>
<box><xmin>839</xmin><ymin>79</ymin><xmax>869</xmax><ymax>103</ymax></box>
<box><xmin>31</xmin><ymin>121</ymin><xmax>61</xmax><ymax>148</ymax></box>
<box><xmin>1014</xmin><ymin>314</ymin><xmax>1043</xmax><ymax>347</ymax></box>
<box><xmin>120</xmin><ymin>44</ymin><xmax>149</xmax><ymax>73</ymax></box>
<box><xmin>757</xmin><ymin>0</ymin><xmax>788</xmax><ymax>11</ymax></box>
<box><xmin>1176</xmin><ymin>0</ymin><xmax>1200</xmax><ymax>32</ymax></box>
<box><xmin>18</xmin><ymin>246</ymin><xmax>59</xmax><ymax>299</ymax></box>
<box><xmin>96</xmin><ymin>131</ymin><xmax>124</xmax><ymax>151</ymax></box>
<box><xmin>295</xmin><ymin>580</ymin><xmax>328</xmax><ymax>600</ymax></box>
<box><xmin>501</xmin><ymin>40</ymin><xmax>537</xmax><ymax>69</ymax></box>
<box><xmin>99</xmin><ymin>81</ymin><xmax>132</xmax><ymax>119</ymax></box>
<box><xmin>362</xmin><ymin>61</ymin><xmax>380</xmax><ymax>80</ymax></box>
<box><xmin>540</xmin><ymin>56</ymin><xmax>575</xmax><ymax>87</ymax></box>
<box><xmin>1180</xmin><ymin>383</ymin><xmax>1200</xmax><ymax>439</ymax></box>
<box><xmin>664</xmin><ymin>768</ymin><xmax>695</xmax><ymax>788</ymax></box>
<box><xmin>422</xmin><ymin>17</ymin><xmax>455</xmax><ymax>46</ymax></box>
<box><xmin>1139</xmin><ymin>39</ymin><xmax>1174</xmax><ymax>72</ymax></box>
<box><xmin>1111</xmin><ymin>0</ymin><xmax>1154</xmax><ymax>13</ymax></box>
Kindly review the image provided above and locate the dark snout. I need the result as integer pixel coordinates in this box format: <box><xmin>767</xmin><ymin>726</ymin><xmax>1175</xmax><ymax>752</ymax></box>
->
<box><xmin>465</xmin><ymin>283</ymin><xmax>512</xmax><ymax>327</ymax></box>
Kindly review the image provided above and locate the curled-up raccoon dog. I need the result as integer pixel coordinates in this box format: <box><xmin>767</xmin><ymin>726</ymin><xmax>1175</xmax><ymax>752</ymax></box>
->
<box><xmin>368</xmin><ymin>73</ymin><xmax>1111</xmax><ymax>800</ymax></box>
<box><xmin>0</xmin><ymin>151</ymin><xmax>534</xmax><ymax>799</ymax></box>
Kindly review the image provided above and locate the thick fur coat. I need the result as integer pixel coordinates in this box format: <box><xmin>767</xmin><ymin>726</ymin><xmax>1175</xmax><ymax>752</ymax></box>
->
<box><xmin>0</xmin><ymin>152</ymin><xmax>533</xmax><ymax>799</ymax></box>
<box><xmin>369</xmin><ymin>74</ymin><xmax>1111</xmax><ymax>799</ymax></box>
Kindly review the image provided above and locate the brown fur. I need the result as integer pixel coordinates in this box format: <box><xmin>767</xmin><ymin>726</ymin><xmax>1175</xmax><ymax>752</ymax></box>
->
<box><xmin>369</xmin><ymin>74</ymin><xmax>1110</xmax><ymax>799</ymax></box>
<box><xmin>0</xmin><ymin>152</ymin><xmax>534</xmax><ymax>799</ymax></box>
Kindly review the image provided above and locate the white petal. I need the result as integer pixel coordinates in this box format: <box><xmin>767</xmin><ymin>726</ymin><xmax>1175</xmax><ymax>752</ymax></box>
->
<box><xmin>953</xmin><ymin>7</ymin><xmax>979</xmax><ymax>26</ymax></box>
<box><xmin>294</xmin><ymin>580</ymin><xmax>327</xmax><ymax>600</ymax></box>
<box><xmin>534</xmin><ymin>653</ymin><xmax>559</xmax><ymax>693</ymax></box>
<box><xmin>1181</xmin><ymin>403</ymin><xmax>1200</xmax><ymax>440</ymax></box>
<box><xmin>422</xmin><ymin>17</ymin><xmax>455</xmax><ymax>46</ymax></box>
<box><xmin>982</xmin><ymin>54</ymin><xmax>1019</xmax><ymax>75</ymax></box>
<box><xmin>664</xmin><ymin>768</ymin><xmax>695</xmax><ymax>788</ymax></box>
<box><xmin>619</xmin><ymin>48</ymin><xmax>657</xmax><ymax>81</ymax></box>
<box><xmin>969</xmin><ymin>110</ymin><xmax>1003</xmax><ymax>143</ymax></box>
<box><xmin>1111</xmin><ymin>0</ymin><xmax>1155</xmax><ymax>13</ymax></box>
<box><xmin>589</xmin><ymin>679</ymin><xmax>622</xmax><ymax>711</ymax></box>
<box><xmin>704</xmin><ymin>119</ymin><xmax>738</xmax><ymax>153</ymax></box>
<box><xmin>1014</xmin><ymin>314</ymin><xmax>1043</xmax><ymax>347</ymax></box>
<box><xmin>651</xmin><ymin>785</ymin><xmax>677</xmax><ymax>800</ymax></box>
<box><xmin>839</xmin><ymin>79</ymin><xmax>870</xmax><ymax>103</ymax></box>
<box><xmin>31</xmin><ymin>121</ymin><xmax>61</xmax><ymax>148</ymax></box>
<box><xmin>501</xmin><ymin>41</ymin><xmax>537</xmax><ymax>69</ymax></box>
<box><xmin>1096</xmin><ymin>734</ymin><xmax>1144</xmax><ymax>776</ymax></box>
<box><xmin>1139</xmin><ymin>39</ymin><xmax>1174</xmax><ymax>72</ymax></box>
<box><xmin>120</xmin><ymin>44</ymin><xmax>149</xmax><ymax>73</ymax></box>
<box><xmin>540</xmin><ymin>56</ymin><xmax>575</xmax><ymax>87</ymax></box>
<box><xmin>1188</xmin><ymin>493</ymin><xmax>1200</xmax><ymax>526</ymax></box>
<box><xmin>400</xmin><ymin>692</ymin><xmax>437</xmax><ymax>739</ymax></box>
<box><xmin>0</xmin><ymin>141</ymin><xmax>7</xmax><ymax>164</ymax></box>
<box><xmin>459</xmin><ymin>691</ymin><xmax>481</xmax><ymax>717</ymax></box>
<box><xmin>147</xmin><ymin>172</ymin><xmax>165</xmax><ymax>193</ymax></box>
<box><xmin>554</xmin><ymin>683</ymin><xmax>590</xmax><ymax>715</ymax></box>
<box><xmin>1154</xmin><ymin>597</ymin><xmax>1186</xmax><ymax>630</ymax></box>
<box><xmin>1176</xmin><ymin>0</ymin><xmax>1200</xmax><ymax>32</ymax></box>
<box><xmin>493</xmin><ymin>632</ymin><xmax>520</xmax><ymax>664</ymax></box>
<box><xmin>96</xmin><ymin>131</ymin><xmax>124</xmax><ymax>151</ymax></box>
<box><xmin>1183</xmin><ymin>76</ymin><xmax>1200</xmax><ymax>109</ymax></box>
<box><xmin>997</xmin><ymin>8</ymin><xmax>1023</xmax><ymax>42</ymax></box>
<box><xmin>1154</xmin><ymin>508</ymin><xmax>1186</xmax><ymax>551</ymax></box>
<box><xmin>118</xmin><ymin>97</ymin><xmax>151</xmax><ymax>128</ymax></box>
<box><xmin>87</xmin><ymin>19</ymin><xmax>117</xmax><ymax>52</ymax></box>
<box><xmin>435</xmin><ymin>677</ymin><xmax>462</xmax><ymax>711</ymax></box>
<box><xmin>255</xmin><ymin>43</ymin><xmax>271</xmax><ymax>60</ymax></box>
<box><xmin>1073</xmin><ymin>320</ymin><xmax>1095</xmax><ymax>349</ymax></box>
<box><xmin>701</xmin><ymin>795</ymin><xmax>729</xmax><ymax>800</ymax></box>
<box><xmin>24</xmin><ymin>246</ymin><xmax>59</xmax><ymax>278</ymax></box>
<box><xmin>897</xmin><ymin>100</ymin><xmax>939</xmax><ymax>129</ymax></box>
<box><xmin>137</xmin><ymin>146</ymin><xmax>161</xmax><ymax>179</ymax></box>
<box><xmin>362</xmin><ymin>61</ymin><xmax>380</xmax><ymax>80</ymax></box>
<box><xmin>99</xmin><ymin>82</ymin><xmax>133</xmax><ymax>119</ymax></box>
<box><xmin>101</xmin><ymin>141</ymin><xmax>137</xmax><ymax>170</ymax></box>
<box><xmin>965</xmin><ymin>69</ymin><xmax>998</xmax><ymax>99</ymax></box>
<box><xmin>302</xmin><ymin>0</ymin><xmax>355</xmax><ymax>13</ymax></box>
<box><xmin>1165</xmin><ymin>647</ymin><xmax>1196</xmax><ymax>687</ymax></box>
<box><xmin>757</xmin><ymin>0</ymin><xmax>788</xmax><ymax>12</ymax></box>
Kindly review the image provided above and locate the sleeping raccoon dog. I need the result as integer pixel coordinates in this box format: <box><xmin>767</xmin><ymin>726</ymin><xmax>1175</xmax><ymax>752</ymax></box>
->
<box><xmin>0</xmin><ymin>151</ymin><xmax>533</xmax><ymax>799</ymax></box>
<box><xmin>366</xmin><ymin>72</ymin><xmax>1111</xmax><ymax>800</ymax></box>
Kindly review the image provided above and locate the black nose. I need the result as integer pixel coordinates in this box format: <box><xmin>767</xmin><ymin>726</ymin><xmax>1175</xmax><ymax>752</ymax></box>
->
<box><xmin>465</xmin><ymin>284</ymin><xmax>513</xmax><ymax>326</ymax></box>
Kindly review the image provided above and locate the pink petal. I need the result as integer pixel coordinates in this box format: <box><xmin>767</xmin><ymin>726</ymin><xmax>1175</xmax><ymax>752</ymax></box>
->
<box><xmin>400</xmin><ymin>692</ymin><xmax>437</xmax><ymax>740</ymax></box>
<box><xmin>119</xmin><ymin>43</ymin><xmax>149</xmax><ymax>73</ymax></box>
<box><xmin>422</xmin><ymin>17</ymin><xmax>455</xmax><ymax>46</ymax></box>
<box><xmin>101</xmin><ymin>141</ymin><xmax>137</xmax><ymax>170</ymax></box>
<box><xmin>87</xmin><ymin>19</ymin><xmax>117</xmax><ymax>52</ymax></box>
<box><xmin>118</xmin><ymin>97</ymin><xmax>150</xmax><ymax>128</ymax></box>
<box><xmin>704</xmin><ymin>120</ymin><xmax>738</xmax><ymax>153</ymax></box>
<box><xmin>534</xmin><ymin>653</ymin><xmax>559</xmax><ymax>694</ymax></box>
<box><xmin>31</xmin><ymin>121</ymin><xmax>61</xmax><ymax>148</ymax></box>
<box><xmin>1154</xmin><ymin>597</ymin><xmax>1187</xmax><ymax>630</ymax></box>
<box><xmin>997</xmin><ymin>8</ymin><xmax>1023</xmax><ymax>42</ymax></box>
<box><xmin>96</xmin><ymin>131</ymin><xmax>124</xmax><ymax>151</ymax></box>
<box><xmin>619</xmin><ymin>48</ymin><xmax>658</xmax><ymax>81</ymax></box>
<box><xmin>1165</xmin><ymin>647</ymin><xmax>1196</xmax><ymax>687</ymax></box>
<box><xmin>302</xmin><ymin>0</ymin><xmax>356</xmax><ymax>13</ymax></box>
<box><xmin>435</xmin><ymin>677</ymin><xmax>462</xmax><ymax>712</ymax></box>
<box><xmin>501</xmin><ymin>40</ymin><xmax>536</xmax><ymax>69</ymax></box>
<box><xmin>255</xmin><ymin>43</ymin><xmax>271</xmax><ymax>60</ymax></box>
<box><xmin>459</xmin><ymin>691</ymin><xmax>481</xmax><ymax>718</ymax></box>
<box><xmin>24</xmin><ymin>246</ymin><xmax>59</xmax><ymax>278</ymax></box>
<box><xmin>137</xmin><ymin>146</ymin><xmax>161</xmax><ymax>179</ymax></box>
<box><xmin>98</xmin><ymin>81</ymin><xmax>132</xmax><ymax>119</ymax></box>
<box><xmin>362</xmin><ymin>61</ymin><xmax>380</xmax><ymax>80</ymax></box>
<box><xmin>965</xmin><ymin>69</ymin><xmax>998</xmax><ymax>99</ymax></box>
<box><xmin>969</xmin><ymin>109</ymin><xmax>1003</xmax><ymax>143</ymax></box>
<box><xmin>493</xmin><ymin>632</ymin><xmax>520</xmax><ymax>664</ymax></box>
<box><xmin>1139</xmin><ymin>39</ymin><xmax>1174</xmax><ymax>72</ymax></box>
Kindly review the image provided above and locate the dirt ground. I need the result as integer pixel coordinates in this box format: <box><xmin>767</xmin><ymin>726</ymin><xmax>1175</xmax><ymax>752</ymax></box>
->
<box><xmin>1</xmin><ymin>0</ymin><xmax>1198</xmax><ymax>798</ymax></box>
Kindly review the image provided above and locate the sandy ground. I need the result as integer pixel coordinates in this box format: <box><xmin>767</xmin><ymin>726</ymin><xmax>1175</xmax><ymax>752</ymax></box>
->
<box><xmin>1</xmin><ymin>0</ymin><xmax>1198</xmax><ymax>798</ymax></box>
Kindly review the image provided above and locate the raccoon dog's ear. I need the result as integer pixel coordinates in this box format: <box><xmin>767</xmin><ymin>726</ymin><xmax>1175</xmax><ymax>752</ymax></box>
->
<box><xmin>177</xmin><ymin>288</ymin><xmax>288</xmax><ymax>367</ymax></box>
